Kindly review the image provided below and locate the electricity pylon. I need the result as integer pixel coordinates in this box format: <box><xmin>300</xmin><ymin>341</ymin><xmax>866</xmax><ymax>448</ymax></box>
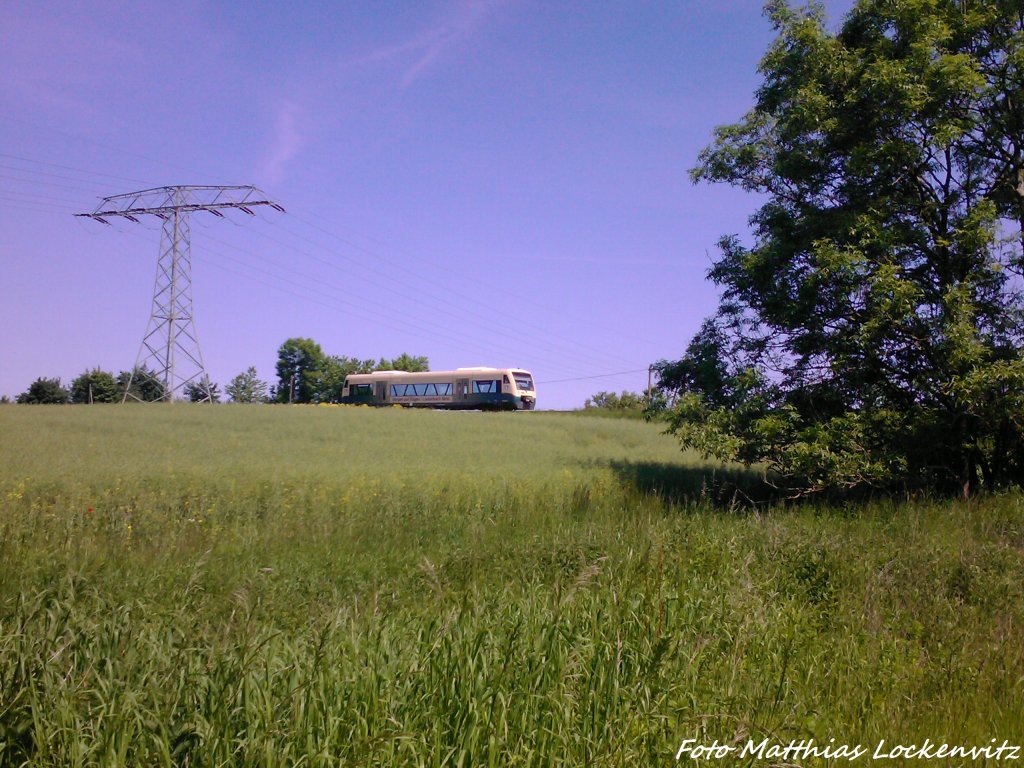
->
<box><xmin>77</xmin><ymin>185</ymin><xmax>284</xmax><ymax>403</ymax></box>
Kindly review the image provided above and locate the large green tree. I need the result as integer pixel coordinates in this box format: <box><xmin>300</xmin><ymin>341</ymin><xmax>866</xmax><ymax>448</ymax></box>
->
<box><xmin>275</xmin><ymin>338</ymin><xmax>327</xmax><ymax>403</ymax></box>
<box><xmin>16</xmin><ymin>377</ymin><xmax>69</xmax><ymax>404</ymax></box>
<box><xmin>184</xmin><ymin>378</ymin><xmax>221</xmax><ymax>403</ymax></box>
<box><xmin>584</xmin><ymin>390</ymin><xmax>645</xmax><ymax>412</ymax></box>
<box><xmin>70</xmin><ymin>368</ymin><xmax>119</xmax><ymax>404</ymax></box>
<box><xmin>307</xmin><ymin>355</ymin><xmax>376</xmax><ymax>403</ymax></box>
<box><xmin>274</xmin><ymin>339</ymin><xmax>432</xmax><ymax>403</ymax></box>
<box><xmin>117</xmin><ymin>367</ymin><xmax>166</xmax><ymax>403</ymax></box>
<box><xmin>659</xmin><ymin>0</ymin><xmax>1024</xmax><ymax>496</ymax></box>
<box><xmin>308</xmin><ymin>354</ymin><xmax>430</xmax><ymax>402</ymax></box>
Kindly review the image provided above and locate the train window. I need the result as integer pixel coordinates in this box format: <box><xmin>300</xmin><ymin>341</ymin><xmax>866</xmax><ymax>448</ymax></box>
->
<box><xmin>391</xmin><ymin>382</ymin><xmax>453</xmax><ymax>397</ymax></box>
<box><xmin>353</xmin><ymin>384</ymin><xmax>373</xmax><ymax>396</ymax></box>
<box><xmin>513</xmin><ymin>373</ymin><xmax>534</xmax><ymax>391</ymax></box>
<box><xmin>473</xmin><ymin>380</ymin><xmax>498</xmax><ymax>394</ymax></box>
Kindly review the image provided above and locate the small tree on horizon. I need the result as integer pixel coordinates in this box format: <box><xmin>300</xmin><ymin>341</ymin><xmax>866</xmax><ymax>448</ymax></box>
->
<box><xmin>117</xmin><ymin>367</ymin><xmax>166</xmax><ymax>402</ymax></box>
<box><xmin>184</xmin><ymin>378</ymin><xmax>220</xmax><ymax>403</ymax></box>
<box><xmin>376</xmin><ymin>353</ymin><xmax>429</xmax><ymax>372</ymax></box>
<box><xmin>16</xmin><ymin>377</ymin><xmax>70</xmax><ymax>404</ymax></box>
<box><xmin>584</xmin><ymin>391</ymin><xmax>644</xmax><ymax>412</ymax></box>
<box><xmin>226</xmin><ymin>367</ymin><xmax>269</xmax><ymax>403</ymax></box>
<box><xmin>70</xmin><ymin>368</ymin><xmax>119</xmax><ymax>404</ymax></box>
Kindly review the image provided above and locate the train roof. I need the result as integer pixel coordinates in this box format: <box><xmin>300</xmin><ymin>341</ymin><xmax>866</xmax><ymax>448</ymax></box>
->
<box><xmin>345</xmin><ymin>367</ymin><xmax>530</xmax><ymax>382</ymax></box>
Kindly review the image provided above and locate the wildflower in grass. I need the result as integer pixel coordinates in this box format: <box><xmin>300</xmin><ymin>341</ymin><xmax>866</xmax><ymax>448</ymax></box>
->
<box><xmin>5</xmin><ymin>480</ymin><xmax>27</xmax><ymax>501</ymax></box>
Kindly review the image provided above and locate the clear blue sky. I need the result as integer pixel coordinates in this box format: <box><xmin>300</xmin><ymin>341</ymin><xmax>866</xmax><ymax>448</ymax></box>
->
<box><xmin>0</xmin><ymin>1</ymin><xmax>852</xmax><ymax>409</ymax></box>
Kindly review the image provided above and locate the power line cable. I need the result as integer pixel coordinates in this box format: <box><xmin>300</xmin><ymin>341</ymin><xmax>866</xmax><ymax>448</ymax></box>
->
<box><xmin>108</xmin><ymin>226</ymin><xmax>582</xmax><ymax>376</ymax></box>
<box><xmin>538</xmin><ymin>369</ymin><xmax>650</xmax><ymax>384</ymax></box>
<box><xmin>242</xmin><ymin>211</ymin><xmax>639</xmax><ymax>372</ymax></box>
<box><xmin>0</xmin><ymin>187</ymin><xmax>87</xmax><ymax>207</ymax></box>
<box><xmin>0</xmin><ymin>152</ymin><xmax>152</xmax><ymax>185</ymax></box>
<box><xmin>203</xmin><ymin>256</ymin><xmax>570</xmax><ymax>374</ymax></box>
<box><xmin>6</xmin><ymin>146</ymin><xmax>646</xmax><ymax>373</ymax></box>
<box><xmin>0</xmin><ymin>193</ymin><xmax>78</xmax><ymax>214</ymax></box>
<box><xmin>0</xmin><ymin>201</ymin><xmax>77</xmax><ymax>217</ymax></box>
<box><xmin>2</xmin><ymin>143</ymin><xmax>658</xmax><ymax>389</ymax></box>
<box><xmin>199</xmin><ymin>224</ymin><xmax>626</xmax><ymax>373</ymax></box>
<box><xmin>82</xmin><ymin>209</ymin><xmax>654</xmax><ymax>396</ymax></box>
<box><xmin>198</xmin><ymin>245</ymin><xmax>594</xmax><ymax>377</ymax></box>
<box><xmin>84</xmin><ymin>200</ymin><xmax>653</xmax><ymax>381</ymax></box>
<box><xmin>0</xmin><ymin>116</ymin><xmax>200</xmax><ymax>179</ymax></box>
<box><xmin>286</xmin><ymin>210</ymin><xmax>640</xmax><ymax>368</ymax></box>
<box><xmin>0</xmin><ymin>170</ymin><xmax>114</xmax><ymax>196</ymax></box>
<box><xmin>0</xmin><ymin>162</ymin><xmax>139</xmax><ymax>190</ymax></box>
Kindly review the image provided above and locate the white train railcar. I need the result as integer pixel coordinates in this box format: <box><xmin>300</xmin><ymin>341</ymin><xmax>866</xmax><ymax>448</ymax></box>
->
<box><xmin>340</xmin><ymin>368</ymin><xmax>536</xmax><ymax>410</ymax></box>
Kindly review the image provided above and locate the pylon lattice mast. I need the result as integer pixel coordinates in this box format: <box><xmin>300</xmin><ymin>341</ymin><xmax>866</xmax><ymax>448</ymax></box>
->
<box><xmin>77</xmin><ymin>185</ymin><xmax>284</xmax><ymax>403</ymax></box>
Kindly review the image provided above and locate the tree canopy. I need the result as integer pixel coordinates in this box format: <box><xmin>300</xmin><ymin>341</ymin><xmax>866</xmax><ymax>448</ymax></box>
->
<box><xmin>226</xmin><ymin>367</ymin><xmax>269</xmax><ymax>403</ymax></box>
<box><xmin>658</xmin><ymin>0</ymin><xmax>1024</xmax><ymax>496</ymax></box>
<box><xmin>184</xmin><ymin>378</ymin><xmax>220</xmax><ymax>403</ymax></box>
<box><xmin>305</xmin><ymin>355</ymin><xmax>376</xmax><ymax>403</ymax></box>
<box><xmin>16</xmin><ymin>377</ymin><xmax>69</xmax><ymax>405</ymax></box>
<box><xmin>378</xmin><ymin>353</ymin><xmax>430</xmax><ymax>373</ymax></box>
<box><xmin>11</xmin><ymin>343</ymin><xmax>430</xmax><ymax>407</ymax></box>
<box><xmin>274</xmin><ymin>338</ymin><xmax>430</xmax><ymax>403</ymax></box>
<box><xmin>583</xmin><ymin>390</ymin><xmax>649</xmax><ymax>418</ymax></box>
<box><xmin>275</xmin><ymin>338</ymin><xmax>326</xmax><ymax>403</ymax></box>
<box><xmin>70</xmin><ymin>369</ymin><xmax>119</xmax><ymax>404</ymax></box>
<box><xmin>117</xmin><ymin>367</ymin><xmax>166</xmax><ymax>403</ymax></box>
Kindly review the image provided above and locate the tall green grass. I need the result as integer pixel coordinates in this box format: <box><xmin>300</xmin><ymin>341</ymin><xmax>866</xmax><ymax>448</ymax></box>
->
<box><xmin>1</xmin><ymin>405</ymin><xmax>1022</xmax><ymax>765</ymax></box>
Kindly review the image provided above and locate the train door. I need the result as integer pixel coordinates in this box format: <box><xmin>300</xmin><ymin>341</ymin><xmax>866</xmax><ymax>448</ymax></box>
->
<box><xmin>455</xmin><ymin>378</ymin><xmax>469</xmax><ymax>404</ymax></box>
<box><xmin>375</xmin><ymin>381</ymin><xmax>388</xmax><ymax>404</ymax></box>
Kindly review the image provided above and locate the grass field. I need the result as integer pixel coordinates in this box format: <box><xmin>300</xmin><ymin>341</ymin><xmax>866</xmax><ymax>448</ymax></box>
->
<box><xmin>1</xmin><ymin>405</ymin><xmax>1023</xmax><ymax>766</ymax></box>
